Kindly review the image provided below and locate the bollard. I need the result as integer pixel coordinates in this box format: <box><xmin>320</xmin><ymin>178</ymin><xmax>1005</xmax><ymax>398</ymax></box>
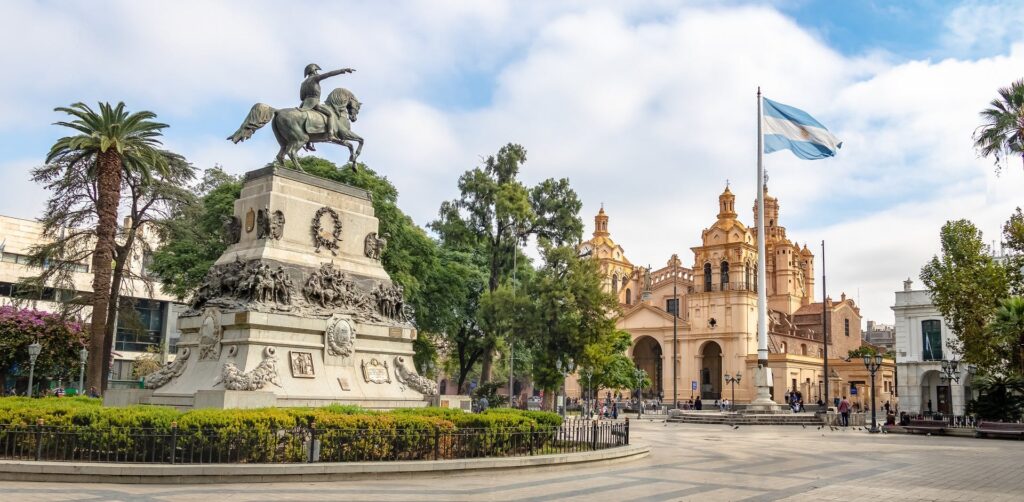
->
<box><xmin>625</xmin><ymin>417</ymin><xmax>630</xmax><ymax>445</ymax></box>
<box><xmin>591</xmin><ymin>420</ymin><xmax>598</xmax><ymax>450</ymax></box>
<box><xmin>528</xmin><ymin>425</ymin><xmax>534</xmax><ymax>456</ymax></box>
<box><xmin>433</xmin><ymin>426</ymin><xmax>440</xmax><ymax>460</ymax></box>
<box><xmin>35</xmin><ymin>419</ymin><xmax>44</xmax><ymax>461</ymax></box>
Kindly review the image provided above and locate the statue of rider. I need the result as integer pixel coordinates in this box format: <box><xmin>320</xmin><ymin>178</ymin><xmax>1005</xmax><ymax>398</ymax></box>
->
<box><xmin>300</xmin><ymin>64</ymin><xmax>355</xmax><ymax>144</ymax></box>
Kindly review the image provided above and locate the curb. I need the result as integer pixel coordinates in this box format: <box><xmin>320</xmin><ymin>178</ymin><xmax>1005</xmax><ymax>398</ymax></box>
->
<box><xmin>0</xmin><ymin>444</ymin><xmax>650</xmax><ymax>484</ymax></box>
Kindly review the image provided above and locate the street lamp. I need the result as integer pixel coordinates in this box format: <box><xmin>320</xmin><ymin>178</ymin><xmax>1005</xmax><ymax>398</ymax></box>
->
<box><xmin>940</xmin><ymin>358</ymin><xmax>962</xmax><ymax>417</ymax></box>
<box><xmin>862</xmin><ymin>354</ymin><xmax>883</xmax><ymax>433</ymax></box>
<box><xmin>27</xmin><ymin>341</ymin><xmax>42</xmax><ymax>398</ymax></box>
<box><xmin>633</xmin><ymin>367</ymin><xmax>646</xmax><ymax>419</ymax></box>
<box><xmin>78</xmin><ymin>347</ymin><xmax>88</xmax><ymax>394</ymax></box>
<box><xmin>581</xmin><ymin>367</ymin><xmax>593</xmax><ymax>418</ymax></box>
<box><xmin>723</xmin><ymin>371</ymin><xmax>742</xmax><ymax>411</ymax></box>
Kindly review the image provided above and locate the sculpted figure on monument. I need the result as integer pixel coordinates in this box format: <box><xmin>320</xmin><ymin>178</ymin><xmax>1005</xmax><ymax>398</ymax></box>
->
<box><xmin>215</xmin><ymin>346</ymin><xmax>282</xmax><ymax>391</ymax></box>
<box><xmin>256</xmin><ymin>206</ymin><xmax>271</xmax><ymax>239</ymax></box>
<box><xmin>393</xmin><ymin>356</ymin><xmax>438</xmax><ymax>396</ymax></box>
<box><xmin>364</xmin><ymin>232</ymin><xmax>387</xmax><ymax>260</ymax></box>
<box><xmin>227</xmin><ymin>64</ymin><xmax>364</xmax><ymax>170</ymax></box>
<box><xmin>270</xmin><ymin>210</ymin><xmax>286</xmax><ymax>240</ymax></box>
<box><xmin>191</xmin><ymin>258</ymin><xmax>295</xmax><ymax>310</ymax></box>
<box><xmin>144</xmin><ymin>348</ymin><xmax>191</xmax><ymax>389</ymax></box>
<box><xmin>222</xmin><ymin>216</ymin><xmax>242</xmax><ymax>245</ymax></box>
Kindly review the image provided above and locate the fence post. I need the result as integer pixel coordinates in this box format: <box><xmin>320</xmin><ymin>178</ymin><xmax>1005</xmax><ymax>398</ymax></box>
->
<box><xmin>170</xmin><ymin>421</ymin><xmax>178</xmax><ymax>464</ymax></box>
<box><xmin>308</xmin><ymin>421</ymin><xmax>318</xmax><ymax>463</ymax></box>
<box><xmin>591</xmin><ymin>420</ymin><xmax>598</xmax><ymax>450</ymax></box>
<box><xmin>433</xmin><ymin>426</ymin><xmax>440</xmax><ymax>461</ymax></box>
<box><xmin>34</xmin><ymin>419</ymin><xmax>44</xmax><ymax>461</ymax></box>
<box><xmin>625</xmin><ymin>417</ymin><xmax>630</xmax><ymax>445</ymax></box>
<box><xmin>528</xmin><ymin>425</ymin><xmax>534</xmax><ymax>456</ymax></box>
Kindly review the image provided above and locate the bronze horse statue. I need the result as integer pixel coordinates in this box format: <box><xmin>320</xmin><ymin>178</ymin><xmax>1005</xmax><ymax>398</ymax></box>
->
<box><xmin>227</xmin><ymin>88</ymin><xmax>363</xmax><ymax>171</ymax></box>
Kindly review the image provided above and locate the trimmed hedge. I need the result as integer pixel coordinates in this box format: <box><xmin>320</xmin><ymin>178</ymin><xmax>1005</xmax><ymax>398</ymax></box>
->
<box><xmin>0</xmin><ymin>397</ymin><xmax>563</xmax><ymax>462</ymax></box>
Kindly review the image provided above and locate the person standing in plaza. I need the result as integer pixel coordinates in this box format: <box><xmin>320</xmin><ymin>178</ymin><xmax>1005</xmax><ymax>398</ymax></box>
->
<box><xmin>694</xmin><ymin>396</ymin><xmax>703</xmax><ymax>410</ymax></box>
<box><xmin>838</xmin><ymin>396</ymin><xmax>851</xmax><ymax>426</ymax></box>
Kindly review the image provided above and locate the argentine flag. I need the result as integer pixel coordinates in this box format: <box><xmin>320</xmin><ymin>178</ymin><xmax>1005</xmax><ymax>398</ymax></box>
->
<box><xmin>762</xmin><ymin>98</ymin><xmax>841</xmax><ymax>160</ymax></box>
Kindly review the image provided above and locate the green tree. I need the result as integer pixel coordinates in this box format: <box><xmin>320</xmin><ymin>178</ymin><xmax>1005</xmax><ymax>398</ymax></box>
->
<box><xmin>150</xmin><ymin>167</ymin><xmax>242</xmax><ymax>299</ymax></box>
<box><xmin>921</xmin><ymin>220</ymin><xmax>1010</xmax><ymax>372</ymax></box>
<box><xmin>974</xmin><ymin>78</ymin><xmax>1024</xmax><ymax>174</ymax></box>
<box><xmin>45</xmin><ymin>102</ymin><xmax>169</xmax><ymax>391</ymax></box>
<box><xmin>0</xmin><ymin>306</ymin><xmax>88</xmax><ymax>394</ymax></box>
<box><xmin>431</xmin><ymin>143</ymin><xmax>583</xmax><ymax>383</ymax></box>
<box><xmin>988</xmin><ymin>297</ymin><xmax>1024</xmax><ymax>375</ymax></box>
<box><xmin>521</xmin><ymin>245</ymin><xmax>621</xmax><ymax>409</ymax></box>
<box><xmin>966</xmin><ymin>373</ymin><xmax>1024</xmax><ymax>421</ymax></box>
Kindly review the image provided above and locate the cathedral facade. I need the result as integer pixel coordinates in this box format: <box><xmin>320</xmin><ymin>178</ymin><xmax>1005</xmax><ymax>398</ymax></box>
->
<box><xmin>574</xmin><ymin>187</ymin><xmax>895</xmax><ymax>409</ymax></box>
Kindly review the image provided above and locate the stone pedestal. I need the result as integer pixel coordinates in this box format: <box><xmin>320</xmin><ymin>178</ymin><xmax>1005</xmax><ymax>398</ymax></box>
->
<box><xmin>141</xmin><ymin>167</ymin><xmax>437</xmax><ymax>410</ymax></box>
<box><xmin>746</xmin><ymin>364</ymin><xmax>784</xmax><ymax>413</ymax></box>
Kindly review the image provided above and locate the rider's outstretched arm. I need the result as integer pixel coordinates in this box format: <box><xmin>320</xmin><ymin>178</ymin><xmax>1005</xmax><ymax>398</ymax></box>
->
<box><xmin>317</xmin><ymin>68</ymin><xmax>355</xmax><ymax>81</ymax></box>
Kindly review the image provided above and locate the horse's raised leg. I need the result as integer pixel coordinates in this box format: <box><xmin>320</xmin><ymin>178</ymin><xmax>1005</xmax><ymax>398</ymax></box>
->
<box><xmin>287</xmin><ymin>142</ymin><xmax>305</xmax><ymax>172</ymax></box>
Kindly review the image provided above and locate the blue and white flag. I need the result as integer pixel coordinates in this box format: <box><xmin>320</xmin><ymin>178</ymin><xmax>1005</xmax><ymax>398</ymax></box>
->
<box><xmin>762</xmin><ymin>97</ymin><xmax>841</xmax><ymax>160</ymax></box>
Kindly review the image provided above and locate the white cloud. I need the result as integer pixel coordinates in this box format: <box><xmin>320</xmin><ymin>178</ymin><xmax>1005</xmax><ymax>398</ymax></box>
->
<box><xmin>1</xmin><ymin>1</ymin><xmax>1023</xmax><ymax>326</ymax></box>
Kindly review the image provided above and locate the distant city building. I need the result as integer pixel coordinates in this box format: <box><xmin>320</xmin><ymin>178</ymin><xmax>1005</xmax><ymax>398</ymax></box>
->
<box><xmin>862</xmin><ymin>320</ymin><xmax>895</xmax><ymax>352</ymax></box>
<box><xmin>891</xmin><ymin>278</ymin><xmax>974</xmax><ymax>416</ymax></box>
<box><xmin>0</xmin><ymin>214</ymin><xmax>186</xmax><ymax>390</ymax></box>
<box><xmin>570</xmin><ymin>186</ymin><xmax>894</xmax><ymax>409</ymax></box>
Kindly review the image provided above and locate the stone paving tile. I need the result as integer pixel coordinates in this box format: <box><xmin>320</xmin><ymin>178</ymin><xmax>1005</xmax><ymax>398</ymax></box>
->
<box><xmin>3</xmin><ymin>421</ymin><xmax>1024</xmax><ymax>501</ymax></box>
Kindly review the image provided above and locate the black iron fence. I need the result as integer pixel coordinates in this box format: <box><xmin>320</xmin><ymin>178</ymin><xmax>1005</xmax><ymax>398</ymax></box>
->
<box><xmin>0</xmin><ymin>419</ymin><xmax>629</xmax><ymax>464</ymax></box>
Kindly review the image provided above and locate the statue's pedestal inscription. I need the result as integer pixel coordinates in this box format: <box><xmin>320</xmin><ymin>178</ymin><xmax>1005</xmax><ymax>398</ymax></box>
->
<box><xmin>143</xmin><ymin>167</ymin><xmax>434</xmax><ymax>410</ymax></box>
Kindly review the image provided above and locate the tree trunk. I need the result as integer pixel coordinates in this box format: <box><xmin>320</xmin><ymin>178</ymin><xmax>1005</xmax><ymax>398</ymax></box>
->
<box><xmin>86</xmin><ymin>150</ymin><xmax>122</xmax><ymax>394</ymax></box>
<box><xmin>100</xmin><ymin>238</ymin><xmax>136</xmax><ymax>391</ymax></box>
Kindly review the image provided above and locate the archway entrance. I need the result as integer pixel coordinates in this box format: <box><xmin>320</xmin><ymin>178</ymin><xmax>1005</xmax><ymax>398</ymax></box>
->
<box><xmin>632</xmin><ymin>336</ymin><xmax>663</xmax><ymax>399</ymax></box>
<box><xmin>920</xmin><ymin>370</ymin><xmax>949</xmax><ymax>415</ymax></box>
<box><xmin>700</xmin><ymin>341</ymin><xmax>722</xmax><ymax>400</ymax></box>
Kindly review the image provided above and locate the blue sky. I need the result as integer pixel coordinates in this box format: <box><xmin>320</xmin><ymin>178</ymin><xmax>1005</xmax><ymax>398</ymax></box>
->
<box><xmin>0</xmin><ymin>0</ymin><xmax>1023</xmax><ymax>324</ymax></box>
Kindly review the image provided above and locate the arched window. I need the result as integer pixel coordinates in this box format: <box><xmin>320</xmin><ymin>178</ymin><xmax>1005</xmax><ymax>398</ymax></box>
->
<box><xmin>844</xmin><ymin>318</ymin><xmax>850</xmax><ymax>337</ymax></box>
<box><xmin>703</xmin><ymin>263</ymin><xmax>712</xmax><ymax>292</ymax></box>
<box><xmin>625</xmin><ymin>288</ymin><xmax>632</xmax><ymax>305</ymax></box>
<box><xmin>745</xmin><ymin>262</ymin><xmax>752</xmax><ymax>290</ymax></box>
<box><xmin>780</xmin><ymin>342</ymin><xmax>787</xmax><ymax>353</ymax></box>
<box><xmin>439</xmin><ymin>380</ymin><xmax>448</xmax><ymax>395</ymax></box>
<box><xmin>611</xmin><ymin>274</ymin><xmax>619</xmax><ymax>293</ymax></box>
<box><xmin>818</xmin><ymin>348</ymin><xmax>824</xmax><ymax>358</ymax></box>
<box><xmin>801</xmin><ymin>344</ymin><xmax>808</xmax><ymax>356</ymax></box>
<box><xmin>720</xmin><ymin>261</ymin><xmax>729</xmax><ymax>289</ymax></box>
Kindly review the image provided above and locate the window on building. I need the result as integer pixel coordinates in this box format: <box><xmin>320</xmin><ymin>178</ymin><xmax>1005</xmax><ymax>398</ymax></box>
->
<box><xmin>115</xmin><ymin>299</ymin><xmax>166</xmax><ymax>352</ymax></box>
<box><xmin>625</xmin><ymin>288</ymin><xmax>632</xmax><ymax>305</ymax></box>
<box><xmin>612</xmin><ymin>274</ymin><xmax>619</xmax><ymax>293</ymax></box>
<box><xmin>720</xmin><ymin>261</ymin><xmax>729</xmax><ymax>289</ymax></box>
<box><xmin>921</xmin><ymin>319</ymin><xmax>943</xmax><ymax>361</ymax></box>
<box><xmin>844</xmin><ymin>319</ymin><xmax>850</xmax><ymax>337</ymax></box>
<box><xmin>801</xmin><ymin>344</ymin><xmax>808</xmax><ymax>356</ymax></box>
<box><xmin>703</xmin><ymin>263</ymin><xmax>712</xmax><ymax>292</ymax></box>
<box><xmin>818</xmin><ymin>348</ymin><xmax>824</xmax><ymax>357</ymax></box>
<box><xmin>141</xmin><ymin>251</ymin><xmax>154</xmax><ymax>278</ymax></box>
<box><xmin>780</xmin><ymin>342</ymin><xmax>787</xmax><ymax>353</ymax></box>
<box><xmin>666</xmin><ymin>298</ymin><xmax>679</xmax><ymax>316</ymax></box>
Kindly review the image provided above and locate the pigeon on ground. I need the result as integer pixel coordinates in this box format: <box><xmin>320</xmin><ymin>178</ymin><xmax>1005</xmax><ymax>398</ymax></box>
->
<box><xmin>817</xmin><ymin>426</ymin><xmax>822</xmax><ymax>430</ymax></box>
<box><xmin>733</xmin><ymin>425</ymin><xmax>740</xmax><ymax>430</ymax></box>
<box><xmin>802</xmin><ymin>424</ymin><xmax>806</xmax><ymax>429</ymax></box>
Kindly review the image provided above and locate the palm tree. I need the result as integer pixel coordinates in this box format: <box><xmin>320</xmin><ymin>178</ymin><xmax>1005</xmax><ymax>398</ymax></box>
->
<box><xmin>46</xmin><ymin>102</ymin><xmax>168</xmax><ymax>393</ymax></box>
<box><xmin>990</xmin><ymin>297</ymin><xmax>1024</xmax><ymax>375</ymax></box>
<box><xmin>974</xmin><ymin>78</ymin><xmax>1024</xmax><ymax>173</ymax></box>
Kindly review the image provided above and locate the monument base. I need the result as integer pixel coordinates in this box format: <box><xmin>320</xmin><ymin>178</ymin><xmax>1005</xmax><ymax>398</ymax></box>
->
<box><xmin>194</xmin><ymin>390</ymin><xmax>277</xmax><ymax>409</ymax></box>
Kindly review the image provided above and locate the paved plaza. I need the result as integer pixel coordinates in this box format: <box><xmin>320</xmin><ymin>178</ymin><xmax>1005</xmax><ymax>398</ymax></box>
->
<box><xmin>2</xmin><ymin>420</ymin><xmax>1023</xmax><ymax>501</ymax></box>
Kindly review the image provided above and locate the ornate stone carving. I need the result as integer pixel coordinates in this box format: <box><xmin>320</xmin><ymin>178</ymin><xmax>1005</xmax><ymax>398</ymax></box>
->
<box><xmin>289</xmin><ymin>351</ymin><xmax>315</xmax><ymax>378</ymax></box>
<box><xmin>393</xmin><ymin>356</ymin><xmax>438</xmax><ymax>396</ymax></box>
<box><xmin>372</xmin><ymin>283</ymin><xmax>410</xmax><ymax>321</ymax></box>
<box><xmin>215</xmin><ymin>346</ymin><xmax>281</xmax><ymax>391</ymax></box>
<box><xmin>364</xmin><ymin>232</ymin><xmax>387</xmax><ymax>260</ymax></box>
<box><xmin>270</xmin><ymin>210</ymin><xmax>286</xmax><ymax>240</ymax></box>
<box><xmin>302</xmin><ymin>262</ymin><xmax>369</xmax><ymax>311</ymax></box>
<box><xmin>191</xmin><ymin>258</ymin><xmax>295</xmax><ymax>311</ymax></box>
<box><xmin>325</xmin><ymin>315</ymin><xmax>355</xmax><ymax>357</ymax></box>
<box><xmin>222</xmin><ymin>216</ymin><xmax>242</xmax><ymax>245</ymax></box>
<box><xmin>256</xmin><ymin>206</ymin><xmax>271</xmax><ymax>239</ymax></box>
<box><xmin>197</xmin><ymin>310</ymin><xmax>223</xmax><ymax>361</ymax></box>
<box><xmin>245</xmin><ymin>208</ymin><xmax>256</xmax><ymax>233</ymax></box>
<box><xmin>144</xmin><ymin>348</ymin><xmax>191</xmax><ymax>389</ymax></box>
<box><xmin>360</xmin><ymin>358</ymin><xmax>391</xmax><ymax>384</ymax></box>
<box><xmin>312</xmin><ymin>206</ymin><xmax>342</xmax><ymax>255</ymax></box>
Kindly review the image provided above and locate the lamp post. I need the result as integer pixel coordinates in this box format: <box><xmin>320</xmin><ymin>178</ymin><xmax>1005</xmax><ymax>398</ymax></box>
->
<box><xmin>940</xmin><ymin>358</ymin><xmax>961</xmax><ymax>416</ymax></box>
<box><xmin>27</xmin><ymin>341</ymin><xmax>42</xmax><ymax>398</ymax></box>
<box><xmin>723</xmin><ymin>371</ymin><xmax>742</xmax><ymax>411</ymax></box>
<box><xmin>672</xmin><ymin>259</ymin><xmax>679</xmax><ymax>410</ymax></box>
<box><xmin>633</xmin><ymin>367</ymin><xmax>646</xmax><ymax>419</ymax></box>
<box><xmin>862</xmin><ymin>354</ymin><xmax>883</xmax><ymax>433</ymax></box>
<box><xmin>581</xmin><ymin>367</ymin><xmax>593</xmax><ymax>418</ymax></box>
<box><xmin>78</xmin><ymin>347</ymin><xmax>88</xmax><ymax>394</ymax></box>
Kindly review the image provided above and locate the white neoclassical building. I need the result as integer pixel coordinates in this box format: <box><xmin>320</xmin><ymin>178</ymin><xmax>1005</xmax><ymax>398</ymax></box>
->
<box><xmin>892</xmin><ymin>279</ymin><xmax>974</xmax><ymax>416</ymax></box>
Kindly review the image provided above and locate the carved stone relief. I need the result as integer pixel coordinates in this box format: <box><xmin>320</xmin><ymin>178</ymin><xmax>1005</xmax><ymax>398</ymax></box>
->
<box><xmin>312</xmin><ymin>206</ymin><xmax>342</xmax><ymax>255</ymax></box>
<box><xmin>270</xmin><ymin>210</ymin><xmax>286</xmax><ymax>240</ymax></box>
<box><xmin>191</xmin><ymin>257</ymin><xmax>295</xmax><ymax>311</ymax></box>
<box><xmin>197</xmin><ymin>309</ymin><xmax>223</xmax><ymax>361</ymax></box>
<box><xmin>256</xmin><ymin>206</ymin><xmax>270</xmax><ymax>239</ymax></box>
<box><xmin>364</xmin><ymin>232</ymin><xmax>387</xmax><ymax>260</ymax></box>
<box><xmin>360</xmin><ymin>358</ymin><xmax>391</xmax><ymax>384</ymax></box>
<box><xmin>371</xmin><ymin>283</ymin><xmax>410</xmax><ymax>322</ymax></box>
<box><xmin>215</xmin><ymin>346</ymin><xmax>281</xmax><ymax>391</ymax></box>
<box><xmin>245</xmin><ymin>208</ymin><xmax>256</xmax><ymax>233</ymax></box>
<box><xmin>144</xmin><ymin>348</ymin><xmax>191</xmax><ymax>389</ymax></box>
<box><xmin>393</xmin><ymin>356</ymin><xmax>438</xmax><ymax>396</ymax></box>
<box><xmin>223</xmin><ymin>216</ymin><xmax>242</xmax><ymax>245</ymax></box>
<box><xmin>289</xmin><ymin>351</ymin><xmax>315</xmax><ymax>378</ymax></box>
<box><xmin>325</xmin><ymin>315</ymin><xmax>354</xmax><ymax>357</ymax></box>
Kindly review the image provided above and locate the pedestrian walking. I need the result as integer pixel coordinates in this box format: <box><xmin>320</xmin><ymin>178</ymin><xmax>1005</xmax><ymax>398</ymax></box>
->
<box><xmin>838</xmin><ymin>396</ymin><xmax>851</xmax><ymax>426</ymax></box>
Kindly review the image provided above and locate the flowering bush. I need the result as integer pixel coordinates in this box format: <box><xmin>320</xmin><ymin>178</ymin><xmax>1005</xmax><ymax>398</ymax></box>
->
<box><xmin>0</xmin><ymin>306</ymin><xmax>88</xmax><ymax>392</ymax></box>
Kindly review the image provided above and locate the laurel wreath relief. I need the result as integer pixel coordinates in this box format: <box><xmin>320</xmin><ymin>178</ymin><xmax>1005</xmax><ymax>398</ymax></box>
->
<box><xmin>311</xmin><ymin>206</ymin><xmax>342</xmax><ymax>255</ymax></box>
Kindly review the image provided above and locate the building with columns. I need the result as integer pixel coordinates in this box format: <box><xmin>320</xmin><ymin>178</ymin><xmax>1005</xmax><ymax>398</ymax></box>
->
<box><xmin>571</xmin><ymin>186</ymin><xmax>895</xmax><ymax>409</ymax></box>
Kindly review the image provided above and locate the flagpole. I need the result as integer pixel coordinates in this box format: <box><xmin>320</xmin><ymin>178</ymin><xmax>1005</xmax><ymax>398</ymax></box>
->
<box><xmin>822</xmin><ymin>240</ymin><xmax>829</xmax><ymax>406</ymax></box>
<box><xmin>752</xmin><ymin>87</ymin><xmax>774</xmax><ymax>408</ymax></box>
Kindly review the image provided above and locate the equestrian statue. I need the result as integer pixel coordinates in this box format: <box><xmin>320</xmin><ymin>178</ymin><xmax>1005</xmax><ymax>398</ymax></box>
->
<box><xmin>228</xmin><ymin>64</ymin><xmax>363</xmax><ymax>171</ymax></box>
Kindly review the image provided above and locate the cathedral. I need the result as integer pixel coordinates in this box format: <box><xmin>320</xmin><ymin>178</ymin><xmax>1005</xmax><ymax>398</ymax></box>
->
<box><xmin>573</xmin><ymin>186</ymin><xmax>895</xmax><ymax>408</ymax></box>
